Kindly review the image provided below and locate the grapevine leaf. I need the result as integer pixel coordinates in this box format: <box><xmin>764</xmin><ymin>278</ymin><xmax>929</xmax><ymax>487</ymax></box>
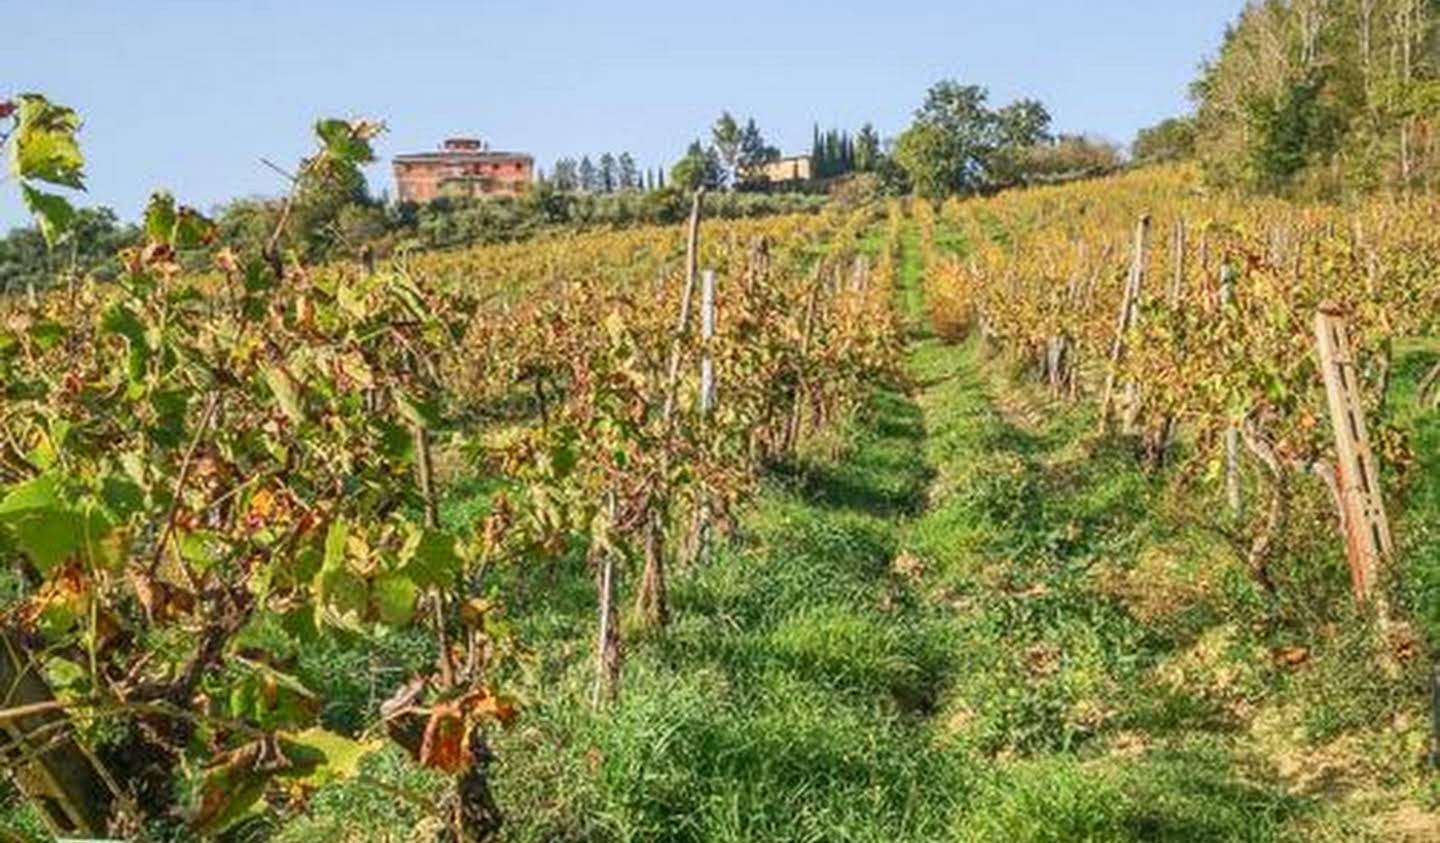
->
<box><xmin>314</xmin><ymin>567</ymin><xmax>368</xmax><ymax>628</ymax></box>
<box><xmin>20</xmin><ymin>184</ymin><xmax>75</xmax><ymax>247</ymax></box>
<box><xmin>549</xmin><ymin>440</ymin><xmax>578</xmax><ymax>479</ymax></box>
<box><xmin>34</xmin><ymin>573</ymin><xmax>87</xmax><ymax>641</ymax></box>
<box><xmin>177</xmin><ymin>530</ymin><xmax>223</xmax><ymax>575</ymax></box>
<box><xmin>173</xmin><ymin>206</ymin><xmax>218</xmax><ymax>249</ymax></box>
<box><xmin>243</xmin><ymin>259</ymin><xmax>275</xmax><ymax>293</ymax></box>
<box><xmin>101</xmin><ymin>303</ymin><xmax>146</xmax><ymax>345</ymax></box>
<box><xmin>372</xmin><ymin>572</ymin><xmax>419</xmax><ymax>627</ymax></box>
<box><xmin>465</xmin><ymin>690</ymin><xmax>518</xmax><ymax>728</ymax></box>
<box><xmin>227</xmin><ymin>664</ymin><xmax>319</xmax><ymax>731</ymax></box>
<box><xmin>149</xmin><ymin>390</ymin><xmax>188</xmax><ymax>448</ymax></box>
<box><xmin>388</xmin><ymin>274</ymin><xmax>430</xmax><ymax>320</ymax></box>
<box><xmin>4</xmin><ymin>509</ymin><xmax>83</xmax><ymax>576</ymax></box>
<box><xmin>418</xmin><ymin>702</ymin><xmax>468</xmax><ymax>773</ymax></box>
<box><xmin>144</xmin><ymin>192</ymin><xmax>177</xmax><ymax>244</ymax></box>
<box><xmin>395</xmin><ymin>390</ymin><xmax>441</xmax><ymax>430</ymax></box>
<box><xmin>377</xmin><ymin>420</ymin><xmax>415</xmax><ymax>463</ymax></box>
<box><xmin>78</xmin><ymin>506</ymin><xmax>120</xmax><ymax>571</ymax></box>
<box><xmin>20</xmin><ymin>438</ymin><xmax>55</xmax><ymax>471</ymax></box>
<box><xmin>336</xmin><ymin>282</ymin><xmax>368</xmax><ymax>320</ymax></box>
<box><xmin>315</xmin><ymin>118</ymin><xmax>377</xmax><ymax>166</ymax></box>
<box><xmin>263</xmin><ymin>365</ymin><xmax>305</xmax><ymax>424</ymax></box>
<box><xmin>278</xmin><ymin>727</ymin><xmax>383</xmax><ymax>787</ymax></box>
<box><xmin>323</xmin><ymin>518</ymin><xmax>348</xmax><ymax>572</ymax></box>
<box><xmin>279</xmin><ymin>604</ymin><xmax>320</xmax><ymax>644</ymax></box>
<box><xmin>0</xmin><ymin>474</ymin><xmax>61</xmax><ymax>514</ymax></box>
<box><xmin>191</xmin><ymin>742</ymin><xmax>272</xmax><ymax>836</ymax></box>
<box><xmin>101</xmin><ymin>303</ymin><xmax>150</xmax><ymax>382</ymax></box>
<box><xmin>403</xmin><ymin>528</ymin><xmax>461</xmax><ymax>589</ymax></box>
<box><xmin>27</xmin><ymin>319</ymin><xmax>66</xmax><ymax>349</ymax></box>
<box><xmin>0</xmin><ymin>475</ymin><xmax>90</xmax><ymax>576</ymax></box>
<box><xmin>10</xmin><ymin>94</ymin><xmax>84</xmax><ymax>189</ymax></box>
<box><xmin>45</xmin><ymin>657</ymin><xmax>89</xmax><ymax>692</ymax></box>
<box><xmin>336</xmin><ymin>351</ymin><xmax>374</xmax><ymax>391</ymax></box>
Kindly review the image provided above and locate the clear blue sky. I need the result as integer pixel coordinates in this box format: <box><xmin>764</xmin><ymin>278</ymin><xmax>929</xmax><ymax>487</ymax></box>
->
<box><xmin>1</xmin><ymin>1</ymin><xmax>1239</xmax><ymax>229</ymax></box>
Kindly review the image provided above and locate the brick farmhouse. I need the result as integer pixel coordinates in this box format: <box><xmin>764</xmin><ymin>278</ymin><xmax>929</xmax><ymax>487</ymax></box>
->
<box><xmin>392</xmin><ymin>138</ymin><xmax>534</xmax><ymax>203</ymax></box>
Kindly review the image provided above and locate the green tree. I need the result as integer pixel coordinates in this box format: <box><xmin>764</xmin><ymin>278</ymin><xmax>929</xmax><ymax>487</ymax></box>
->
<box><xmin>901</xmin><ymin>80</ymin><xmax>999</xmax><ymax>193</ymax></box>
<box><xmin>854</xmin><ymin>123</ymin><xmax>881</xmax><ymax>172</ymax></box>
<box><xmin>915</xmin><ymin>81</ymin><xmax>995</xmax><ymax>144</ymax></box>
<box><xmin>670</xmin><ymin>140</ymin><xmax>723</xmax><ymax>191</ymax></box>
<box><xmin>286</xmin><ymin>151</ymin><xmax>373</xmax><ymax>262</ymax></box>
<box><xmin>1244</xmin><ymin>74</ymin><xmax>1342</xmax><ymax>193</ymax></box>
<box><xmin>738</xmin><ymin>118</ymin><xmax>777</xmax><ymax>172</ymax></box>
<box><xmin>552</xmin><ymin>157</ymin><xmax>579</xmax><ymax>191</ymax></box>
<box><xmin>1132</xmin><ymin>117</ymin><xmax>1197</xmax><ymax>164</ymax></box>
<box><xmin>894</xmin><ymin>81</ymin><xmax>998</xmax><ymax>195</ymax></box>
<box><xmin>1190</xmin><ymin>0</ymin><xmax>1438</xmax><ymax>194</ymax></box>
<box><xmin>599</xmin><ymin>152</ymin><xmax>618</xmax><ymax>193</ymax></box>
<box><xmin>526</xmin><ymin>178</ymin><xmax>574</xmax><ymax>223</ymax></box>
<box><xmin>893</xmin><ymin>122</ymin><xmax>963</xmax><ymax>199</ymax></box>
<box><xmin>712</xmin><ymin>111</ymin><xmax>742</xmax><ymax>186</ymax></box>
<box><xmin>215</xmin><ymin>198</ymin><xmax>278</xmax><ymax>257</ymax></box>
<box><xmin>994</xmin><ymin>98</ymin><xmax>1053</xmax><ymax>147</ymax></box>
<box><xmin>0</xmin><ymin>206</ymin><xmax>138</xmax><ymax>297</ymax></box>
<box><xmin>617</xmin><ymin>152</ymin><xmax>639</xmax><ymax>190</ymax></box>
<box><xmin>579</xmin><ymin>156</ymin><xmax>598</xmax><ymax>193</ymax></box>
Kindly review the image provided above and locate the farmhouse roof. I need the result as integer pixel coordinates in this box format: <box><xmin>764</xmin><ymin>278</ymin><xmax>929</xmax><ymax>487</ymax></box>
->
<box><xmin>393</xmin><ymin>150</ymin><xmax>534</xmax><ymax>164</ymax></box>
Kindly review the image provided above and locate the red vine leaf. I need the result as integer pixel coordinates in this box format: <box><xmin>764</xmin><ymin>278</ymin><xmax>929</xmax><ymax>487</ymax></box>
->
<box><xmin>418</xmin><ymin>702</ymin><xmax>468</xmax><ymax>774</ymax></box>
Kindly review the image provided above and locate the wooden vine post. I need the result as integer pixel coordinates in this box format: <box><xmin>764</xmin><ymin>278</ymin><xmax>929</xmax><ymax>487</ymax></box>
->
<box><xmin>661</xmin><ymin>189</ymin><xmax>705</xmax><ymax>423</ymax></box>
<box><xmin>1167</xmin><ymin>219</ymin><xmax>1186</xmax><ymax>307</ymax></box>
<box><xmin>699</xmin><ymin>269</ymin><xmax>716</xmax><ymax>417</ymax></box>
<box><xmin>0</xmin><ymin>630</ymin><xmax>118</xmax><ymax>837</ymax></box>
<box><xmin>1098</xmin><ymin>215</ymin><xmax>1151</xmax><ymax>434</ymax></box>
<box><xmin>1220</xmin><ymin>262</ymin><xmax>1243</xmax><ymax>519</ymax></box>
<box><xmin>592</xmin><ymin>492</ymin><xmax>621</xmax><ymax>708</ymax></box>
<box><xmin>783</xmin><ymin>270</ymin><xmax>822</xmax><ymax>456</ymax></box>
<box><xmin>689</xmin><ymin>269</ymin><xmax>718</xmax><ymax>566</ymax></box>
<box><xmin>1313</xmin><ymin>302</ymin><xmax>1395</xmax><ymax>606</ymax></box>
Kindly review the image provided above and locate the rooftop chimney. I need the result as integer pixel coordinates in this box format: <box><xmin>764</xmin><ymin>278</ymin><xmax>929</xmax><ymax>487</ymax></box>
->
<box><xmin>442</xmin><ymin>138</ymin><xmax>486</xmax><ymax>152</ymax></box>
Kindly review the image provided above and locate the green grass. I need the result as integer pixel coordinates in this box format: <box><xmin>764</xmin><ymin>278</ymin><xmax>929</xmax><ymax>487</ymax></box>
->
<box><xmin>1393</xmin><ymin>346</ymin><xmax>1440</xmax><ymax>643</ymax></box>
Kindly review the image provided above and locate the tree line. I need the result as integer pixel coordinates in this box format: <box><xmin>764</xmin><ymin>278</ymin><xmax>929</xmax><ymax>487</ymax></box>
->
<box><xmin>666</xmin><ymin>87</ymin><xmax>1124</xmax><ymax>198</ymax></box>
<box><xmin>810</xmin><ymin>124</ymin><xmax>883</xmax><ymax>178</ymax></box>
<box><xmin>1135</xmin><ymin>0</ymin><xmax>1440</xmax><ymax>198</ymax></box>
<box><xmin>891</xmin><ymin>82</ymin><xmax>1122</xmax><ymax>199</ymax></box>
<box><xmin>545</xmin><ymin>152</ymin><xmax>665</xmax><ymax>194</ymax></box>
